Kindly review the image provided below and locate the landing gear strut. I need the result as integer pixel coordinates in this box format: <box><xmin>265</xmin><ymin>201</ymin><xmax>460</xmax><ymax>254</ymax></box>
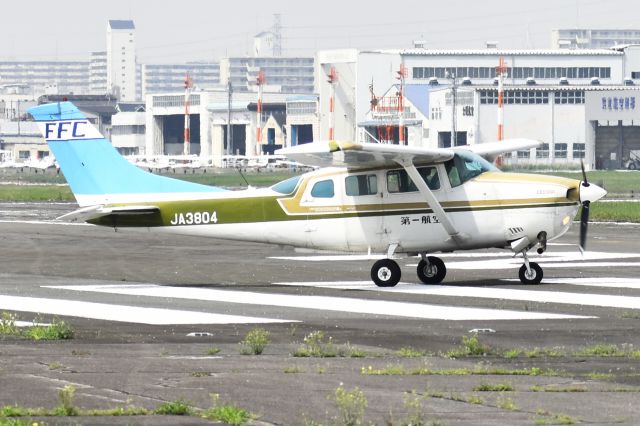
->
<box><xmin>371</xmin><ymin>258</ymin><xmax>401</xmax><ymax>287</ymax></box>
<box><xmin>518</xmin><ymin>251</ymin><xmax>543</xmax><ymax>285</ymax></box>
<box><xmin>417</xmin><ymin>254</ymin><xmax>447</xmax><ymax>284</ymax></box>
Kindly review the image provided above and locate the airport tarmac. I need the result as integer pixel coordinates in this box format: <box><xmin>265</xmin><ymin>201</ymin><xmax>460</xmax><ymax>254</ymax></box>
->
<box><xmin>1</xmin><ymin>202</ymin><xmax>640</xmax><ymax>425</ymax></box>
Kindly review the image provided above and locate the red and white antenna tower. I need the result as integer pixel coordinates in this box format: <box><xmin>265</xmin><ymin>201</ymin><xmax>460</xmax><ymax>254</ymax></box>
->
<box><xmin>183</xmin><ymin>72</ymin><xmax>194</xmax><ymax>156</ymax></box>
<box><xmin>256</xmin><ymin>69</ymin><xmax>266</xmax><ymax>154</ymax></box>
<box><xmin>327</xmin><ymin>66</ymin><xmax>338</xmax><ymax>140</ymax></box>
<box><xmin>495</xmin><ymin>57</ymin><xmax>508</xmax><ymax>166</ymax></box>
<box><xmin>396</xmin><ymin>63</ymin><xmax>407</xmax><ymax>145</ymax></box>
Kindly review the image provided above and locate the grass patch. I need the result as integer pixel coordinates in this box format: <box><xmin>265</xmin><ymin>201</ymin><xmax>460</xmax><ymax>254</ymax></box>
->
<box><xmin>474</xmin><ymin>382</ymin><xmax>514</xmax><ymax>392</ymax></box>
<box><xmin>442</xmin><ymin>335</ymin><xmax>495</xmax><ymax>358</ymax></box>
<box><xmin>190</xmin><ymin>371</ymin><xmax>212</xmax><ymax>377</ymax></box>
<box><xmin>0</xmin><ymin>313</ymin><xmax>73</xmax><ymax>341</ymax></box>
<box><xmin>496</xmin><ymin>396</ymin><xmax>518</xmax><ymax>411</ymax></box>
<box><xmin>203</xmin><ymin>394</ymin><xmax>253</xmax><ymax>426</ymax></box>
<box><xmin>575</xmin><ymin>344</ymin><xmax>626</xmax><ymax>357</ymax></box>
<box><xmin>362</xmin><ymin>364</ymin><xmax>560</xmax><ymax>377</ymax></box>
<box><xmin>292</xmin><ymin>331</ymin><xmax>338</xmax><ymax>358</ymax></box>
<box><xmin>155</xmin><ymin>399</ymin><xmax>192</xmax><ymax>415</ymax></box>
<box><xmin>530</xmin><ymin>385</ymin><xmax>587</xmax><ymax>393</ymax></box>
<box><xmin>0</xmin><ymin>184</ymin><xmax>74</xmax><ymax>202</ymax></box>
<box><xmin>206</xmin><ymin>347</ymin><xmax>221</xmax><ymax>355</ymax></box>
<box><xmin>283</xmin><ymin>365</ymin><xmax>304</xmax><ymax>374</ymax></box>
<box><xmin>239</xmin><ymin>327</ymin><xmax>270</xmax><ymax>355</ymax></box>
<box><xmin>586</xmin><ymin>371</ymin><xmax>616</xmax><ymax>380</ymax></box>
<box><xmin>580</xmin><ymin>201</ymin><xmax>640</xmax><ymax>222</ymax></box>
<box><xmin>397</xmin><ymin>346</ymin><xmax>433</xmax><ymax>357</ymax></box>
<box><xmin>534</xmin><ymin>410</ymin><xmax>578</xmax><ymax>425</ymax></box>
<box><xmin>24</xmin><ymin>319</ymin><xmax>73</xmax><ymax>341</ymax></box>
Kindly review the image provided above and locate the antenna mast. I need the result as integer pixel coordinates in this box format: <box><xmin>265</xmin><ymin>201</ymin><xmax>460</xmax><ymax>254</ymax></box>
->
<box><xmin>327</xmin><ymin>66</ymin><xmax>338</xmax><ymax>140</ymax></box>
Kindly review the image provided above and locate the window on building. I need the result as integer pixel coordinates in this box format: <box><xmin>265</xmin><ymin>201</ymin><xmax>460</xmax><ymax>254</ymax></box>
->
<box><xmin>517</xmin><ymin>150</ymin><xmax>530</xmax><ymax>159</ymax></box>
<box><xmin>554</xmin><ymin>143</ymin><xmax>568</xmax><ymax>159</ymax></box>
<box><xmin>18</xmin><ymin>150</ymin><xmax>30</xmax><ymax>160</ymax></box>
<box><xmin>310</xmin><ymin>179</ymin><xmax>334</xmax><ymax>198</ymax></box>
<box><xmin>536</xmin><ymin>143</ymin><xmax>549</xmax><ymax>158</ymax></box>
<box><xmin>345</xmin><ymin>174</ymin><xmax>377</xmax><ymax>196</ymax></box>
<box><xmin>573</xmin><ymin>143</ymin><xmax>586</xmax><ymax>159</ymax></box>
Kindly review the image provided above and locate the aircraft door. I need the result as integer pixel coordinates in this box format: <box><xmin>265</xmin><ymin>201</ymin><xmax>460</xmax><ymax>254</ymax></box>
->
<box><xmin>299</xmin><ymin>176</ymin><xmax>347</xmax><ymax>250</ymax></box>
<box><xmin>343</xmin><ymin>172</ymin><xmax>384</xmax><ymax>252</ymax></box>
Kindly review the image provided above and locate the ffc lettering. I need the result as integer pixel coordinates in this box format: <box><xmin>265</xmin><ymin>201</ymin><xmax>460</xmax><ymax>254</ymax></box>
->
<box><xmin>45</xmin><ymin>121</ymin><xmax>89</xmax><ymax>139</ymax></box>
<box><xmin>170</xmin><ymin>211</ymin><xmax>218</xmax><ymax>226</ymax></box>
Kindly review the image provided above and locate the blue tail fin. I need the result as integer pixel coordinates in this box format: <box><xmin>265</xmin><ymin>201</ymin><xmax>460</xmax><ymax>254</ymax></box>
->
<box><xmin>28</xmin><ymin>102</ymin><xmax>226</xmax><ymax>206</ymax></box>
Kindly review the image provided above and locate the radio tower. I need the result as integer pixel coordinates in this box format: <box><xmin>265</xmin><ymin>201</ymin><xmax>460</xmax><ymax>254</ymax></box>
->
<box><xmin>256</xmin><ymin>69</ymin><xmax>266</xmax><ymax>155</ymax></box>
<box><xmin>327</xmin><ymin>66</ymin><xmax>338</xmax><ymax>140</ymax></box>
<box><xmin>272</xmin><ymin>14</ymin><xmax>282</xmax><ymax>57</ymax></box>
<box><xmin>396</xmin><ymin>63</ymin><xmax>407</xmax><ymax>145</ymax></box>
<box><xmin>183</xmin><ymin>72</ymin><xmax>194</xmax><ymax>156</ymax></box>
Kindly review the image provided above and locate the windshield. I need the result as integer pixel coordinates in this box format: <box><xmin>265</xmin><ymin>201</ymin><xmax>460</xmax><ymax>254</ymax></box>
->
<box><xmin>271</xmin><ymin>175</ymin><xmax>302</xmax><ymax>194</ymax></box>
<box><xmin>445</xmin><ymin>150</ymin><xmax>498</xmax><ymax>187</ymax></box>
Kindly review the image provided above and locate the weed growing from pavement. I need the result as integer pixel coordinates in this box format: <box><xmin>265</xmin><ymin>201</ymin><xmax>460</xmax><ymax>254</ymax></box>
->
<box><xmin>495</xmin><ymin>396</ymin><xmax>518</xmax><ymax>411</ymax></box>
<box><xmin>473</xmin><ymin>382</ymin><xmax>514</xmax><ymax>392</ymax></box>
<box><xmin>397</xmin><ymin>346</ymin><xmax>434</xmax><ymax>357</ymax></box>
<box><xmin>534</xmin><ymin>409</ymin><xmax>578</xmax><ymax>425</ymax></box>
<box><xmin>154</xmin><ymin>399</ymin><xmax>192</xmax><ymax>415</ymax></box>
<box><xmin>239</xmin><ymin>327</ymin><xmax>270</xmax><ymax>355</ymax></box>
<box><xmin>530</xmin><ymin>385</ymin><xmax>587</xmax><ymax>393</ymax></box>
<box><xmin>0</xmin><ymin>312</ymin><xmax>73</xmax><ymax>341</ymax></box>
<box><xmin>442</xmin><ymin>334</ymin><xmax>494</xmax><ymax>358</ymax></box>
<box><xmin>202</xmin><ymin>394</ymin><xmax>253</xmax><ymax>426</ymax></box>
<box><xmin>190</xmin><ymin>371</ymin><xmax>212</xmax><ymax>377</ymax></box>
<box><xmin>361</xmin><ymin>363</ymin><xmax>561</xmax><ymax>377</ymax></box>
<box><xmin>206</xmin><ymin>347</ymin><xmax>221</xmax><ymax>355</ymax></box>
<box><xmin>283</xmin><ymin>365</ymin><xmax>304</xmax><ymax>373</ymax></box>
<box><xmin>293</xmin><ymin>331</ymin><xmax>337</xmax><ymax>357</ymax></box>
<box><xmin>332</xmin><ymin>385</ymin><xmax>367</xmax><ymax>426</ymax></box>
<box><xmin>48</xmin><ymin>362</ymin><xmax>65</xmax><ymax>371</ymax></box>
<box><xmin>54</xmin><ymin>385</ymin><xmax>78</xmax><ymax>416</ymax></box>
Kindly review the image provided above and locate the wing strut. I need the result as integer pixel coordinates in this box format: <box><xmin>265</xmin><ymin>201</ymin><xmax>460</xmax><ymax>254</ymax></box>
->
<box><xmin>396</xmin><ymin>159</ymin><xmax>468</xmax><ymax>246</ymax></box>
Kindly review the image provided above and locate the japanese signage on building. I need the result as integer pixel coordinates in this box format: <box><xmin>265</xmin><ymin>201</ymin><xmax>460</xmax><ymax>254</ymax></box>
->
<box><xmin>585</xmin><ymin>90</ymin><xmax>640</xmax><ymax>121</ymax></box>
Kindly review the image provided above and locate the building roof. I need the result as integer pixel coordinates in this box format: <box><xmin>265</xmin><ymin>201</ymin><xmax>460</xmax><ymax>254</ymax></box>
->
<box><xmin>399</xmin><ymin>48</ymin><xmax>623</xmax><ymax>56</ymax></box>
<box><xmin>108</xmin><ymin>20</ymin><xmax>135</xmax><ymax>30</ymax></box>
<box><xmin>116</xmin><ymin>103</ymin><xmax>145</xmax><ymax>113</ymax></box>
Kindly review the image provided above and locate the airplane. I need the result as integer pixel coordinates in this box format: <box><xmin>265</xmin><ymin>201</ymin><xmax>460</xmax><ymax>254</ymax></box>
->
<box><xmin>28</xmin><ymin>101</ymin><xmax>607</xmax><ymax>287</ymax></box>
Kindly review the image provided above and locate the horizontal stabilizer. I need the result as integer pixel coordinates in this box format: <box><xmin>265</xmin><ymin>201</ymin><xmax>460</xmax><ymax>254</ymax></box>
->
<box><xmin>58</xmin><ymin>205</ymin><xmax>160</xmax><ymax>223</ymax></box>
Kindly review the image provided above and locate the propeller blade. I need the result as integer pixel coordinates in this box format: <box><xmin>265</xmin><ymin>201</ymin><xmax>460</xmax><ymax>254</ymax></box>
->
<box><xmin>580</xmin><ymin>160</ymin><xmax>590</xmax><ymax>187</ymax></box>
<box><xmin>579</xmin><ymin>201</ymin><xmax>590</xmax><ymax>252</ymax></box>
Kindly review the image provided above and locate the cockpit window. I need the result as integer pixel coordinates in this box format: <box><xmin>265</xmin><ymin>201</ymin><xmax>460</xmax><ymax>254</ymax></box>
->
<box><xmin>310</xmin><ymin>179</ymin><xmax>335</xmax><ymax>198</ymax></box>
<box><xmin>445</xmin><ymin>151</ymin><xmax>498</xmax><ymax>188</ymax></box>
<box><xmin>271</xmin><ymin>176</ymin><xmax>301</xmax><ymax>194</ymax></box>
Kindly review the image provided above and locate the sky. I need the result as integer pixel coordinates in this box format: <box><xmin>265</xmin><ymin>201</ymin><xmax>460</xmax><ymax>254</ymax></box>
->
<box><xmin>0</xmin><ymin>0</ymin><xmax>638</xmax><ymax>63</ymax></box>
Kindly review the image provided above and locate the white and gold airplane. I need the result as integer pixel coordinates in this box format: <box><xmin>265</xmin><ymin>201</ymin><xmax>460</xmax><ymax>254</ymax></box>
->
<box><xmin>29</xmin><ymin>102</ymin><xmax>606</xmax><ymax>287</ymax></box>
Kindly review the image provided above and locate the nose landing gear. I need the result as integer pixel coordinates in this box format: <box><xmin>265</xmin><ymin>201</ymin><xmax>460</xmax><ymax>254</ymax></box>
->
<box><xmin>518</xmin><ymin>250</ymin><xmax>543</xmax><ymax>285</ymax></box>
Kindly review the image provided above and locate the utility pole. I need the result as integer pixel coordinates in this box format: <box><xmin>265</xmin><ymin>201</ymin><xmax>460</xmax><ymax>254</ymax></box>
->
<box><xmin>227</xmin><ymin>80</ymin><xmax>233</xmax><ymax>156</ymax></box>
<box><xmin>448</xmin><ymin>71</ymin><xmax>457</xmax><ymax>147</ymax></box>
<box><xmin>183</xmin><ymin>72</ymin><xmax>193</xmax><ymax>155</ymax></box>
<box><xmin>396</xmin><ymin>63</ymin><xmax>407</xmax><ymax>145</ymax></box>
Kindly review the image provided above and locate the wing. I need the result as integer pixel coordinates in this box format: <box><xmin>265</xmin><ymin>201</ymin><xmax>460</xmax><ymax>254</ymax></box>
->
<box><xmin>457</xmin><ymin>138</ymin><xmax>542</xmax><ymax>162</ymax></box>
<box><xmin>276</xmin><ymin>141</ymin><xmax>454</xmax><ymax>169</ymax></box>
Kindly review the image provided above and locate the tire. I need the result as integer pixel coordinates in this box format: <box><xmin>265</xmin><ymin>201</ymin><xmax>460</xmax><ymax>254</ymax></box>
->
<box><xmin>629</xmin><ymin>162</ymin><xmax>637</xmax><ymax>170</ymax></box>
<box><xmin>518</xmin><ymin>262</ymin><xmax>543</xmax><ymax>285</ymax></box>
<box><xmin>371</xmin><ymin>259</ymin><xmax>401</xmax><ymax>287</ymax></box>
<box><xmin>417</xmin><ymin>256</ymin><xmax>447</xmax><ymax>284</ymax></box>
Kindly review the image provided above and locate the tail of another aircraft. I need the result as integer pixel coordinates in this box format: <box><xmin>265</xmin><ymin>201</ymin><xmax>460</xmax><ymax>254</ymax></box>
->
<box><xmin>29</xmin><ymin>102</ymin><xmax>226</xmax><ymax>206</ymax></box>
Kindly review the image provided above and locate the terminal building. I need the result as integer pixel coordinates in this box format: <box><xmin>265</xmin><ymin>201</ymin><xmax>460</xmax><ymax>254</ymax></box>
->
<box><xmin>317</xmin><ymin>45</ymin><xmax>640</xmax><ymax>169</ymax></box>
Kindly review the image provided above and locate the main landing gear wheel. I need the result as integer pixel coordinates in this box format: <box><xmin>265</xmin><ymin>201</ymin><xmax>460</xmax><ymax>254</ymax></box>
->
<box><xmin>371</xmin><ymin>259</ymin><xmax>401</xmax><ymax>287</ymax></box>
<box><xmin>519</xmin><ymin>262</ymin><xmax>543</xmax><ymax>285</ymax></box>
<box><xmin>417</xmin><ymin>256</ymin><xmax>447</xmax><ymax>284</ymax></box>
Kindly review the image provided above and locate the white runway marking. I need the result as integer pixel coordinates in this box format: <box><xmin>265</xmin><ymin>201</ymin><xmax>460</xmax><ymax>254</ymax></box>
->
<box><xmin>529</xmin><ymin>277</ymin><xmax>640</xmax><ymax>289</ymax></box>
<box><xmin>44</xmin><ymin>284</ymin><xmax>589</xmax><ymax>321</ymax></box>
<box><xmin>274</xmin><ymin>281</ymin><xmax>640</xmax><ymax>310</ymax></box>
<box><xmin>0</xmin><ymin>295</ymin><xmax>292</xmax><ymax>325</ymax></box>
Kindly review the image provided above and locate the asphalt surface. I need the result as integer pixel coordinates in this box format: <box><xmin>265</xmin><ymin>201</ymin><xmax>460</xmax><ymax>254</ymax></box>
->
<box><xmin>1</xmin><ymin>202</ymin><xmax>640</xmax><ymax>425</ymax></box>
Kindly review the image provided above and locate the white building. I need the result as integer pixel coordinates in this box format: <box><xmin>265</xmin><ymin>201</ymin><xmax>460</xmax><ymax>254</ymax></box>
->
<box><xmin>90</xmin><ymin>51</ymin><xmax>108</xmax><ymax>94</ymax></box>
<box><xmin>107</xmin><ymin>20</ymin><xmax>137</xmax><ymax>101</ymax></box>
<box><xmin>141</xmin><ymin>63</ymin><xmax>219</xmax><ymax>97</ymax></box>
<box><xmin>219</xmin><ymin>56</ymin><xmax>314</xmax><ymax>94</ymax></box>
<box><xmin>111</xmin><ymin>103</ymin><xmax>146</xmax><ymax>156</ymax></box>
<box><xmin>0</xmin><ymin>61</ymin><xmax>90</xmax><ymax>95</ymax></box>
<box><xmin>552</xmin><ymin>29</ymin><xmax>640</xmax><ymax>49</ymax></box>
<box><xmin>318</xmin><ymin>46</ymin><xmax>640</xmax><ymax>169</ymax></box>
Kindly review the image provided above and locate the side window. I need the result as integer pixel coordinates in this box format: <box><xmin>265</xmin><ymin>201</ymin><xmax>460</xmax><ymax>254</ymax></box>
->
<box><xmin>345</xmin><ymin>174</ymin><xmax>377</xmax><ymax>196</ymax></box>
<box><xmin>417</xmin><ymin>166</ymin><xmax>440</xmax><ymax>190</ymax></box>
<box><xmin>310</xmin><ymin>179</ymin><xmax>334</xmax><ymax>198</ymax></box>
<box><xmin>445</xmin><ymin>160</ymin><xmax>462</xmax><ymax>187</ymax></box>
<box><xmin>386</xmin><ymin>170</ymin><xmax>416</xmax><ymax>193</ymax></box>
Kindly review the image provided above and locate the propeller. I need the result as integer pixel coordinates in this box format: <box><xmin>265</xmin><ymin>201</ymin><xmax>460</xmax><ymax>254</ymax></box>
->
<box><xmin>579</xmin><ymin>161</ymin><xmax>590</xmax><ymax>252</ymax></box>
<box><xmin>577</xmin><ymin>160</ymin><xmax>607</xmax><ymax>252</ymax></box>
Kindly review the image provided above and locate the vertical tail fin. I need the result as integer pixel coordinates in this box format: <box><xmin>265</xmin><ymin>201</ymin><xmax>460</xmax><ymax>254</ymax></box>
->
<box><xmin>28</xmin><ymin>102</ymin><xmax>225</xmax><ymax>206</ymax></box>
